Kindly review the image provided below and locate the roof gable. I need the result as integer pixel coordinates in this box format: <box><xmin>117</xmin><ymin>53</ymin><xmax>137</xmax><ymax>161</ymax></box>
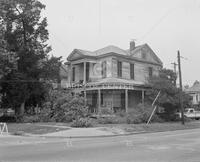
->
<box><xmin>186</xmin><ymin>81</ymin><xmax>200</xmax><ymax>92</ymax></box>
<box><xmin>128</xmin><ymin>44</ymin><xmax>163</xmax><ymax>65</ymax></box>
<box><xmin>67</xmin><ymin>49</ymin><xmax>87</xmax><ymax>61</ymax></box>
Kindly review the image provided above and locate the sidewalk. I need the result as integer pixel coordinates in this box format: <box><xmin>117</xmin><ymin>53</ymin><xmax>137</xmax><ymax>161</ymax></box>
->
<box><xmin>40</xmin><ymin>127</ymin><xmax>127</xmax><ymax>138</ymax></box>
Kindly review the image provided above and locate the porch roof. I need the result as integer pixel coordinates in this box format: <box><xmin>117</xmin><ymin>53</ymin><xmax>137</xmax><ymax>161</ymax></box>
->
<box><xmin>86</xmin><ymin>78</ymin><xmax>150</xmax><ymax>88</ymax></box>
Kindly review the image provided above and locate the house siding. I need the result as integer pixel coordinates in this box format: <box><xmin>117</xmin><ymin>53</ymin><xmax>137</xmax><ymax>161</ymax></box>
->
<box><xmin>112</xmin><ymin>57</ymin><xmax>160</xmax><ymax>83</ymax></box>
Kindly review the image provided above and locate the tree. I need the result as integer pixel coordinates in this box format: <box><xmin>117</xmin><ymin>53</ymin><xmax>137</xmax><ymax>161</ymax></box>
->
<box><xmin>41</xmin><ymin>56</ymin><xmax>63</xmax><ymax>82</ymax></box>
<box><xmin>146</xmin><ymin>68</ymin><xmax>191</xmax><ymax>121</ymax></box>
<box><xmin>0</xmin><ymin>0</ymin><xmax>51</xmax><ymax>115</ymax></box>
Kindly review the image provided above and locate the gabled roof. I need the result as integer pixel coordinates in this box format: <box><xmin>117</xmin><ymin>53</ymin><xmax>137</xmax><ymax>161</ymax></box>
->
<box><xmin>94</xmin><ymin>45</ymin><xmax>128</xmax><ymax>56</ymax></box>
<box><xmin>185</xmin><ymin>81</ymin><xmax>200</xmax><ymax>93</ymax></box>
<box><xmin>67</xmin><ymin>43</ymin><xmax>163</xmax><ymax>66</ymax></box>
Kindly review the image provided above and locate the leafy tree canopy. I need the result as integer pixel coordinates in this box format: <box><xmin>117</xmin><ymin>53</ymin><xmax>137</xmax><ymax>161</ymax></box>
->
<box><xmin>146</xmin><ymin>68</ymin><xmax>191</xmax><ymax>120</ymax></box>
<box><xmin>0</xmin><ymin>0</ymin><xmax>61</xmax><ymax>115</ymax></box>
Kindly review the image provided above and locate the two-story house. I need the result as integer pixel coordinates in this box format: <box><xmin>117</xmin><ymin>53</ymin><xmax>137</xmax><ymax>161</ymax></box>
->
<box><xmin>63</xmin><ymin>41</ymin><xmax>163</xmax><ymax>113</ymax></box>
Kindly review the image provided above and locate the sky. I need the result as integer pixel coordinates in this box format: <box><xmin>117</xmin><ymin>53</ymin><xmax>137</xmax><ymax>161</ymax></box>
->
<box><xmin>40</xmin><ymin>0</ymin><xmax>200</xmax><ymax>86</ymax></box>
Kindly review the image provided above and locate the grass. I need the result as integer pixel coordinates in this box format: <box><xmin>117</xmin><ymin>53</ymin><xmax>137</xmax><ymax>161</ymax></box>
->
<box><xmin>7</xmin><ymin>122</ymin><xmax>71</xmax><ymax>135</ymax></box>
<box><xmin>97</xmin><ymin>121</ymin><xmax>200</xmax><ymax>134</ymax></box>
<box><xmin>6</xmin><ymin>121</ymin><xmax>200</xmax><ymax>136</ymax></box>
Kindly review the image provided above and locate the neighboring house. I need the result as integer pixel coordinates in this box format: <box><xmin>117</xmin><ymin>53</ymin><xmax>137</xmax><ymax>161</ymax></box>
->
<box><xmin>63</xmin><ymin>41</ymin><xmax>163</xmax><ymax>113</ymax></box>
<box><xmin>185</xmin><ymin>81</ymin><xmax>200</xmax><ymax>106</ymax></box>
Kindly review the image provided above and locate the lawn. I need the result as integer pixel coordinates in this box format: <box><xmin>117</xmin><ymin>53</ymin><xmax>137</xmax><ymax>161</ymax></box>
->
<box><xmin>6</xmin><ymin>121</ymin><xmax>200</xmax><ymax>136</ymax></box>
<box><xmin>7</xmin><ymin>122</ymin><xmax>71</xmax><ymax>135</ymax></box>
<box><xmin>98</xmin><ymin>121</ymin><xmax>200</xmax><ymax>134</ymax></box>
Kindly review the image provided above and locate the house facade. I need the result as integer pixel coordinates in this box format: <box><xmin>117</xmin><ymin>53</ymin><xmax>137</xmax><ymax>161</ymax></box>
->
<box><xmin>63</xmin><ymin>41</ymin><xmax>163</xmax><ymax>113</ymax></box>
<box><xmin>185</xmin><ymin>81</ymin><xmax>200</xmax><ymax>106</ymax></box>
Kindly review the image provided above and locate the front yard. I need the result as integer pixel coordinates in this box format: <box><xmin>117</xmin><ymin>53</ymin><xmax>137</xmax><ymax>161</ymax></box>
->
<box><xmin>6</xmin><ymin>121</ymin><xmax>200</xmax><ymax>136</ymax></box>
<box><xmin>7</xmin><ymin>122</ymin><xmax>71</xmax><ymax>135</ymax></box>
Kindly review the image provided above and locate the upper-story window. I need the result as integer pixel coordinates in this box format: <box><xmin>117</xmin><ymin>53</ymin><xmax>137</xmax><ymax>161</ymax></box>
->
<box><xmin>149</xmin><ymin>67</ymin><xmax>153</xmax><ymax>78</ymax></box>
<box><xmin>117</xmin><ymin>61</ymin><xmax>122</xmax><ymax>78</ymax></box>
<box><xmin>72</xmin><ymin>67</ymin><xmax>75</xmax><ymax>82</ymax></box>
<box><xmin>101</xmin><ymin>61</ymin><xmax>107</xmax><ymax>78</ymax></box>
<box><xmin>130</xmin><ymin>63</ymin><xmax>135</xmax><ymax>80</ymax></box>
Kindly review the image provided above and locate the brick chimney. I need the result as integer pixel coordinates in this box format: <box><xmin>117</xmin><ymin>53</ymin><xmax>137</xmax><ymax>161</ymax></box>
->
<box><xmin>130</xmin><ymin>40</ymin><xmax>135</xmax><ymax>51</ymax></box>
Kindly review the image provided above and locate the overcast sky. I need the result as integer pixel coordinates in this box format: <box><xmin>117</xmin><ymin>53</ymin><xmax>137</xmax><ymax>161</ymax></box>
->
<box><xmin>41</xmin><ymin>0</ymin><xmax>200</xmax><ymax>86</ymax></box>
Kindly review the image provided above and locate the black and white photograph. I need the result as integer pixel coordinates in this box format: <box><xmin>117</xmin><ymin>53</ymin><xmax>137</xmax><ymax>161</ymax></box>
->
<box><xmin>0</xmin><ymin>0</ymin><xmax>200</xmax><ymax>161</ymax></box>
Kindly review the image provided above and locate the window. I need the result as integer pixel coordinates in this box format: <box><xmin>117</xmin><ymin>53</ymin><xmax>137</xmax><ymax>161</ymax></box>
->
<box><xmin>117</xmin><ymin>61</ymin><xmax>122</xmax><ymax>77</ymax></box>
<box><xmin>72</xmin><ymin>67</ymin><xmax>75</xmax><ymax>82</ymax></box>
<box><xmin>86</xmin><ymin>62</ymin><xmax>90</xmax><ymax>82</ymax></box>
<box><xmin>130</xmin><ymin>63</ymin><xmax>135</xmax><ymax>80</ymax></box>
<box><xmin>101</xmin><ymin>61</ymin><xmax>107</xmax><ymax>78</ymax></box>
<box><xmin>149</xmin><ymin>67</ymin><xmax>153</xmax><ymax>77</ymax></box>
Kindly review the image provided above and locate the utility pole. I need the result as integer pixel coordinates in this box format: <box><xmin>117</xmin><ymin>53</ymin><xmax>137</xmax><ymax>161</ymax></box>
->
<box><xmin>171</xmin><ymin>62</ymin><xmax>178</xmax><ymax>86</ymax></box>
<box><xmin>177</xmin><ymin>50</ymin><xmax>184</xmax><ymax>125</ymax></box>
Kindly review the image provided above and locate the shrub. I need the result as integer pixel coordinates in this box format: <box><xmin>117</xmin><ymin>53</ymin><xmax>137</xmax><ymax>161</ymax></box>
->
<box><xmin>97</xmin><ymin>115</ymin><xmax>127</xmax><ymax>124</ymax></box>
<box><xmin>126</xmin><ymin>103</ymin><xmax>162</xmax><ymax>124</ymax></box>
<box><xmin>99</xmin><ymin>108</ymin><xmax>113</xmax><ymax>115</ymax></box>
<box><xmin>41</xmin><ymin>91</ymin><xmax>89</xmax><ymax>122</ymax></box>
<box><xmin>115</xmin><ymin>110</ymin><xmax>126</xmax><ymax>117</ymax></box>
<box><xmin>71</xmin><ymin>118</ymin><xmax>93</xmax><ymax>127</ymax></box>
<box><xmin>0</xmin><ymin>115</ymin><xmax>17</xmax><ymax>123</ymax></box>
<box><xmin>22</xmin><ymin>115</ymin><xmax>40</xmax><ymax>123</ymax></box>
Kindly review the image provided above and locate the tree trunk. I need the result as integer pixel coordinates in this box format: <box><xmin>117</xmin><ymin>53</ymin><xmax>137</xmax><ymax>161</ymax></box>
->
<box><xmin>19</xmin><ymin>101</ymin><xmax>25</xmax><ymax>115</ymax></box>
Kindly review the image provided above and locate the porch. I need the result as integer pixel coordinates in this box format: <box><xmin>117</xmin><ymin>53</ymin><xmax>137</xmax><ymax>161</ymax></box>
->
<box><xmin>85</xmin><ymin>89</ymin><xmax>145</xmax><ymax>113</ymax></box>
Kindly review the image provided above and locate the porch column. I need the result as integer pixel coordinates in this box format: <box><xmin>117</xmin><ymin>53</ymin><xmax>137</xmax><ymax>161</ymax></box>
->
<box><xmin>142</xmin><ymin>90</ymin><xmax>145</xmax><ymax>104</ymax></box>
<box><xmin>83</xmin><ymin>61</ymin><xmax>86</xmax><ymax>84</ymax></box>
<box><xmin>98</xmin><ymin>89</ymin><xmax>101</xmax><ymax>113</ymax></box>
<box><xmin>125</xmin><ymin>89</ymin><xmax>128</xmax><ymax>113</ymax></box>
<box><xmin>69</xmin><ymin>63</ymin><xmax>72</xmax><ymax>84</ymax></box>
<box><xmin>84</xmin><ymin>90</ymin><xmax>87</xmax><ymax>106</ymax></box>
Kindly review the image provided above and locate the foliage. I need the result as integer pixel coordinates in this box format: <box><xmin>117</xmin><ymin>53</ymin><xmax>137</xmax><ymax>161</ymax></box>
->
<box><xmin>146</xmin><ymin>68</ymin><xmax>191</xmax><ymax>121</ymax></box>
<box><xmin>41</xmin><ymin>56</ymin><xmax>62</xmax><ymax>82</ymax></box>
<box><xmin>126</xmin><ymin>104</ymin><xmax>163</xmax><ymax>124</ymax></box>
<box><xmin>99</xmin><ymin>108</ymin><xmax>113</xmax><ymax>115</ymax></box>
<box><xmin>0</xmin><ymin>0</ymin><xmax>62</xmax><ymax>115</ymax></box>
<box><xmin>97</xmin><ymin>115</ymin><xmax>127</xmax><ymax>124</ymax></box>
<box><xmin>71</xmin><ymin>118</ymin><xmax>93</xmax><ymax>128</ymax></box>
<box><xmin>42</xmin><ymin>90</ymin><xmax>89</xmax><ymax>122</ymax></box>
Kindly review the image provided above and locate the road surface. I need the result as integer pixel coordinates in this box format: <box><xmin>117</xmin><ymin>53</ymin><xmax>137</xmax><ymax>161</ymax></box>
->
<box><xmin>1</xmin><ymin>128</ymin><xmax>200</xmax><ymax>162</ymax></box>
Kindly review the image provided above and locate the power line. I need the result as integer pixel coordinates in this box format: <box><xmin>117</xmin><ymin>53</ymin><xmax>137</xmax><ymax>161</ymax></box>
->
<box><xmin>138</xmin><ymin>4</ymin><xmax>179</xmax><ymax>42</ymax></box>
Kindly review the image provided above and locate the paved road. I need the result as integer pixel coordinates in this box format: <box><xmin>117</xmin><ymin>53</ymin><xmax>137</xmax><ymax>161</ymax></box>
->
<box><xmin>1</xmin><ymin>128</ymin><xmax>200</xmax><ymax>162</ymax></box>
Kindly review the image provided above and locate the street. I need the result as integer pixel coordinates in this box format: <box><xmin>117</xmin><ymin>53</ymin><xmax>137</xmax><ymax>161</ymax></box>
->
<box><xmin>1</xmin><ymin>128</ymin><xmax>200</xmax><ymax>162</ymax></box>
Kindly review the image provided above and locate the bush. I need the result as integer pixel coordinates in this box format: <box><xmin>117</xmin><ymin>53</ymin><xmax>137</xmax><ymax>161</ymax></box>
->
<box><xmin>97</xmin><ymin>115</ymin><xmax>127</xmax><ymax>124</ymax></box>
<box><xmin>115</xmin><ymin>110</ymin><xmax>126</xmax><ymax>117</ymax></box>
<box><xmin>22</xmin><ymin>115</ymin><xmax>40</xmax><ymax>123</ymax></box>
<box><xmin>126</xmin><ymin>103</ymin><xmax>163</xmax><ymax>124</ymax></box>
<box><xmin>99</xmin><ymin>108</ymin><xmax>113</xmax><ymax>115</ymax></box>
<box><xmin>41</xmin><ymin>91</ymin><xmax>89</xmax><ymax>122</ymax></box>
<box><xmin>0</xmin><ymin>115</ymin><xmax>17</xmax><ymax>123</ymax></box>
<box><xmin>71</xmin><ymin>118</ymin><xmax>93</xmax><ymax>127</ymax></box>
